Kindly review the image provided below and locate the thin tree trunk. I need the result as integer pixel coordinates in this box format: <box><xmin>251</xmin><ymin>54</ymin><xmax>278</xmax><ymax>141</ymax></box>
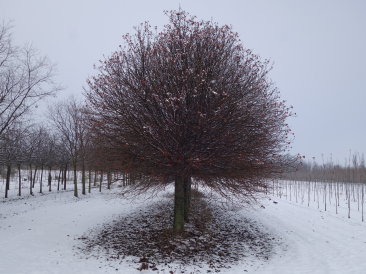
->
<box><xmin>107</xmin><ymin>170</ymin><xmax>111</xmax><ymax>190</ymax></box>
<box><xmin>32</xmin><ymin>167</ymin><xmax>37</xmax><ymax>188</ymax></box>
<box><xmin>88</xmin><ymin>169</ymin><xmax>91</xmax><ymax>193</ymax></box>
<box><xmin>63</xmin><ymin>165</ymin><xmax>67</xmax><ymax>190</ymax></box>
<box><xmin>18</xmin><ymin>164</ymin><xmax>21</xmax><ymax>196</ymax></box>
<box><xmin>173</xmin><ymin>175</ymin><xmax>185</xmax><ymax>233</ymax></box>
<box><xmin>184</xmin><ymin>176</ymin><xmax>192</xmax><ymax>223</ymax></box>
<box><xmin>324</xmin><ymin>183</ymin><xmax>327</xmax><ymax>211</ymax></box>
<box><xmin>57</xmin><ymin>168</ymin><xmax>62</xmax><ymax>191</ymax></box>
<box><xmin>348</xmin><ymin>185</ymin><xmax>351</xmax><ymax>218</ymax></box>
<box><xmin>73</xmin><ymin>160</ymin><xmax>78</xmax><ymax>197</ymax></box>
<box><xmin>81</xmin><ymin>159</ymin><xmax>86</xmax><ymax>195</ymax></box>
<box><xmin>29</xmin><ymin>164</ymin><xmax>33</xmax><ymax>195</ymax></box>
<box><xmin>99</xmin><ymin>171</ymin><xmax>103</xmax><ymax>192</ymax></box>
<box><xmin>39</xmin><ymin>164</ymin><xmax>44</xmax><ymax>194</ymax></box>
<box><xmin>93</xmin><ymin>170</ymin><xmax>97</xmax><ymax>187</ymax></box>
<box><xmin>6</xmin><ymin>167</ymin><xmax>10</xmax><ymax>191</ymax></box>
<box><xmin>5</xmin><ymin>164</ymin><xmax>11</xmax><ymax>198</ymax></box>
<box><xmin>48</xmin><ymin>168</ymin><xmax>52</xmax><ymax>192</ymax></box>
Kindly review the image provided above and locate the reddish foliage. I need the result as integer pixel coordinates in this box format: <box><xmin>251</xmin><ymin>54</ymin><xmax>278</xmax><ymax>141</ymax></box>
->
<box><xmin>86</xmin><ymin>10</ymin><xmax>298</xmax><ymax>196</ymax></box>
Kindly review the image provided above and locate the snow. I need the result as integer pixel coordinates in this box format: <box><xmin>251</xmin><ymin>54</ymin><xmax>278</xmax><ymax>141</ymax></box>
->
<box><xmin>245</xmin><ymin>198</ymin><xmax>366</xmax><ymax>274</ymax></box>
<box><xmin>0</xmin><ymin>188</ymin><xmax>158</xmax><ymax>274</ymax></box>
<box><xmin>1</xmin><ymin>183</ymin><xmax>366</xmax><ymax>274</ymax></box>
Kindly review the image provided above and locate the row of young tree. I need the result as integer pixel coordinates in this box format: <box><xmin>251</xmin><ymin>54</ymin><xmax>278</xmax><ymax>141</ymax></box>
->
<box><xmin>0</xmin><ymin>22</ymin><xmax>125</xmax><ymax>199</ymax></box>
<box><xmin>272</xmin><ymin>179</ymin><xmax>365</xmax><ymax>222</ymax></box>
<box><xmin>284</xmin><ymin>153</ymin><xmax>366</xmax><ymax>184</ymax></box>
<box><xmin>278</xmin><ymin>153</ymin><xmax>366</xmax><ymax>222</ymax></box>
<box><xmin>0</xmin><ymin>98</ymin><xmax>112</xmax><ymax>198</ymax></box>
<box><xmin>0</xmin><ymin>21</ymin><xmax>61</xmax><ymax>198</ymax></box>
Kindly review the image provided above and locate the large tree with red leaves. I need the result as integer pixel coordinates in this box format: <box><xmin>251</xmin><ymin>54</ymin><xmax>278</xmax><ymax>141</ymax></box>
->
<box><xmin>86</xmin><ymin>10</ymin><xmax>296</xmax><ymax>233</ymax></box>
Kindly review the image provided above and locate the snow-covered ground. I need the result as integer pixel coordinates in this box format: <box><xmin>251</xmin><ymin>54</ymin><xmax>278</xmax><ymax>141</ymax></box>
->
<box><xmin>249</xmin><ymin>198</ymin><xmax>366</xmax><ymax>274</ymax></box>
<box><xmin>0</xmin><ymin>183</ymin><xmax>365</xmax><ymax>274</ymax></box>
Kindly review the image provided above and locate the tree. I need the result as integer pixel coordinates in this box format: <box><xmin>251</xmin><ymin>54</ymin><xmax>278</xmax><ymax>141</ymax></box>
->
<box><xmin>78</xmin><ymin>106</ymin><xmax>92</xmax><ymax>195</ymax></box>
<box><xmin>0</xmin><ymin>124</ymin><xmax>27</xmax><ymax>198</ymax></box>
<box><xmin>23</xmin><ymin>126</ymin><xmax>43</xmax><ymax>195</ymax></box>
<box><xmin>49</xmin><ymin>97</ymin><xmax>89</xmax><ymax>197</ymax></box>
<box><xmin>31</xmin><ymin>126</ymin><xmax>56</xmax><ymax>193</ymax></box>
<box><xmin>11</xmin><ymin>125</ymin><xmax>28</xmax><ymax>197</ymax></box>
<box><xmin>0</xmin><ymin>23</ymin><xmax>59</xmax><ymax>138</ymax></box>
<box><xmin>52</xmin><ymin>137</ymin><xmax>70</xmax><ymax>191</ymax></box>
<box><xmin>86</xmin><ymin>10</ymin><xmax>297</xmax><ymax>233</ymax></box>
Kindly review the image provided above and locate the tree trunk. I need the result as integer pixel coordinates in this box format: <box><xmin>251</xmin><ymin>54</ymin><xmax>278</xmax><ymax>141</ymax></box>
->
<box><xmin>39</xmin><ymin>164</ymin><xmax>44</xmax><ymax>193</ymax></box>
<box><xmin>18</xmin><ymin>164</ymin><xmax>21</xmax><ymax>196</ymax></box>
<box><xmin>173</xmin><ymin>175</ymin><xmax>185</xmax><ymax>233</ymax></box>
<box><xmin>48</xmin><ymin>168</ymin><xmax>52</xmax><ymax>192</ymax></box>
<box><xmin>130</xmin><ymin>173</ymin><xmax>133</xmax><ymax>185</ymax></box>
<box><xmin>57</xmin><ymin>168</ymin><xmax>61</xmax><ymax>191</ymax></box>
<box><xmin>29</xmin><ymin>164</ymin><xmax>33</xmax><ymax>195</ymax></box>
<box><xmin>107</xmin><ymin>170</ymin><xmax>111</xmax><ymax>190</ymax></box>
<box><xmin>81</xmin><ymin>160</ymin><xmax>86</xmax><ymax>195</ymax></box>
<box><xmin>32</xmin><ymin>167</ymin><xmax>37</xmax><ymax>188</ymax></box>
<box><xmin>88</xmin><ymin>169</ymin><xmax>91</xmax><ymax>193</ymax></box>
<box><xmin>73</xmin><ymin>160</ymin><xmax>78</xmax><ymax>197</ymax></box>
<box><xmin>5</xmin><ymin>164</ymin><xmax>11</xmax><ymax>198</ymax></box>
<box><xmin>32</xmin><ymin>166</ymin><xmax>38</xmax><ymax>188</ymax></box>
<box><xmin>99</xmin><ymin>171</ymin><xmax>103</xmax><ymax>192</ymax></box>
<box><xmin>184</xmin><ymin>177</ymin><xmax>192</xmax><ymax>223</ymax></box>
<box><xmin>93</xmin><ymin>170</ymin><xmax>97</xmax><ymax>187</ymax></box>
<box><xmin>6</xmin><ymin>166</ymin><xmax>10</xmax><ymax>191</ymax></box>
<box><xmin>63</xmin><ymin>165</ymin><xmax>67</xmax><ymax>190</ymax></box>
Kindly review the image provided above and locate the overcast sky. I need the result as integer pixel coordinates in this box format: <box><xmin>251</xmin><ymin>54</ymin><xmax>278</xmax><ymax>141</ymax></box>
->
<box><xmin>1</xmin><ymin>0</ymin><xmax>365</xmax><ymax>163</ymax></box>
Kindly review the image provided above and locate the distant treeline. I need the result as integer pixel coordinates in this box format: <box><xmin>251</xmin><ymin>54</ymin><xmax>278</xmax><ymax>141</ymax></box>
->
<box><xmin>283</xmin><ymin>153</ymin><xmax>366</xmax><ymax>183</ymax></box>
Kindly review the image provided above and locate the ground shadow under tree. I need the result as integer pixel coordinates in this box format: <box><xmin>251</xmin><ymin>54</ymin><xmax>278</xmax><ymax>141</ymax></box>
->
<box><xmin>77</xmin><ymin>191</ymin><xmax>281</xmax><ymax>272</ymax></box>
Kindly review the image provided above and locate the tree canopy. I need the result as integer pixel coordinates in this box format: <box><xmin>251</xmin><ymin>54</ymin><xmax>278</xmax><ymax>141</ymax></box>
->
<box><xmin>87</xmin><ymin>10</ymin><xmax>297</xmax><ymax>232</ymax></box>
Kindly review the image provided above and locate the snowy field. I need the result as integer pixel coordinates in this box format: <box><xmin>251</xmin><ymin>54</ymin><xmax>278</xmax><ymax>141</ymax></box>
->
<box><xmin>1</xmin><ymin>182</ymin><xmax>366</xmax><ymax>274</ymax></box>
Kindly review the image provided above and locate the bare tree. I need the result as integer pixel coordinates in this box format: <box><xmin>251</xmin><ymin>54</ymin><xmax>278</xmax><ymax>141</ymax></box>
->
<box><xmin>87</xmin><ymin>10</ymin><xmax>297</xmax><ymax>232</ymax></box>
<box><xmin>12</xmin><ymin>125</ymin><xmax>28</xmax><ymax>196</ymax></box>
<box><xmin>30</xmin><ymin>126</ymin><xmax>56</xmax><ymax>194</ymax></box>
<box><xmin>78</xmin><ymin>106</ymin><xmax>92</xmax><ymax>195</ymax></box>
<box><xmin>23</xmin><ymin>126</ymin><xmax>44</xmax><ymax>195</ymax></box>
<box><xmin>50</xmin><ymin>136</ymin><xmax>70</xmax><ymax>191</ymax></box>
<box><xmin>43</xmin><ymin>133</ymin><xmax>57</xmax><ymax>192</ymax></box>
<box><xmin>49</xmin><ymin>98</ymin><xmax>88</xmax><ymax>197</ymax></box>
<box><xmin>0</xmin><ymin>124</ymin><xmax>27</xmax><ymax>198</ymax></box>
<box><xmin>0</xmin><ymin>23</ymin><xmax>60</xmax><ymax>137</ymax></box>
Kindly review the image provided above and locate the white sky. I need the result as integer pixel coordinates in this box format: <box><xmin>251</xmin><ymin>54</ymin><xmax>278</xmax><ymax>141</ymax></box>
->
<box><xmin>1</xmin><ymin>0</ymin><xmax>365</xmax><ymax>163</ymax></box>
